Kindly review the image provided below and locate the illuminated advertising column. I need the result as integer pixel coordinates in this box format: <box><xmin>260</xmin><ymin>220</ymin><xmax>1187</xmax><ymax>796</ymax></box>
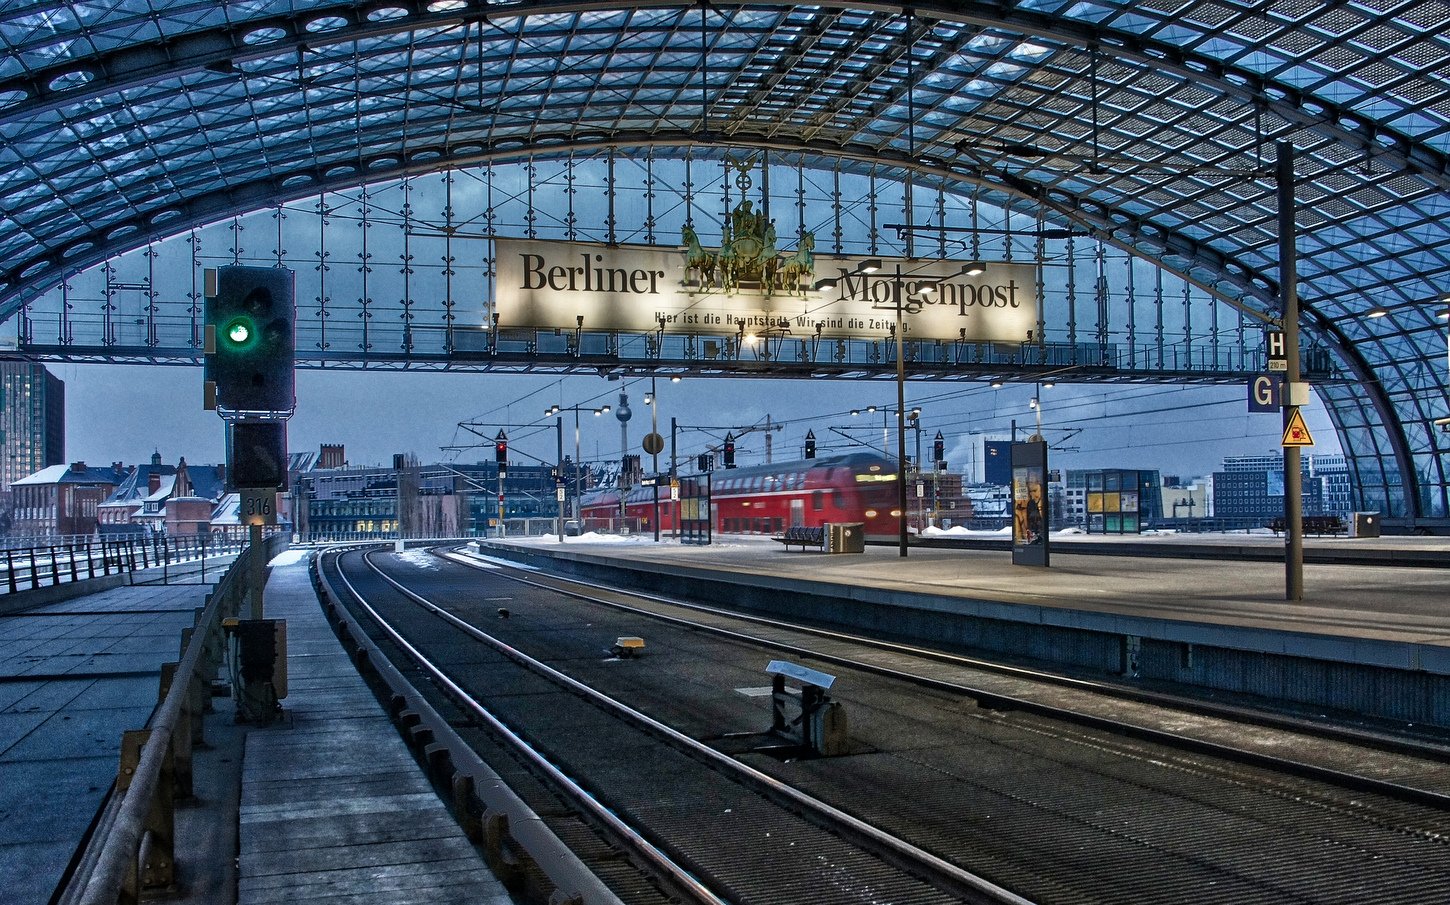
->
<box><xmin>1011</xmin><ymin>440</ymin><xmax>1049</xmax><ymax>567</ymax></box>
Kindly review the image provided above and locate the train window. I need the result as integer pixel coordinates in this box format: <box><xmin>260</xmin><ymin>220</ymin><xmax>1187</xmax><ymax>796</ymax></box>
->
<box><xmin>812</xmin><ymin>490</ymin><xmax>824</xmax><ymax>511</ymax></box>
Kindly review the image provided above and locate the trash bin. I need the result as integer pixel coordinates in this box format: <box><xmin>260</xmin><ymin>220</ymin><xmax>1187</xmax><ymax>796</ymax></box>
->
<box><xmin>825</xmin><ymin>522</ymin><xmax>866</xmax><ymax>554</ymax></box>
<box><xmin>1351</xmin><ymin>512</ymin><xmax>1381</xmax><ymax>538</ymax></box>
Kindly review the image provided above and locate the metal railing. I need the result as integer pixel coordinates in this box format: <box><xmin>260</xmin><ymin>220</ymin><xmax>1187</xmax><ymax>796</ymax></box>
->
<box><xmin>57</xmin><ymin>532</ymin><xmax>289</xmax><ymax>905</ymax></box>
<box><xmin>0</xmin><ymin>535</ymin><xmax>244</xmax><ymax>594</ymax></box>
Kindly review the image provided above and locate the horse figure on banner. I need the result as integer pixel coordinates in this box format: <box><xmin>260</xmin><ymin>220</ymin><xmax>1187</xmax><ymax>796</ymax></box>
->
<box><xmin>759</xmin><ymin>223</ymin><xmax>782</xmax><ymax>295</ymax></box>
<box><xmin>681</xmin><ymin>225</ymin><xmax>716</xmax><ymax>287</ymax></box>
<box><xmin>778</xmin><ymin>233</ymin><xmax>816</xmax><ymax>296</ymax></box>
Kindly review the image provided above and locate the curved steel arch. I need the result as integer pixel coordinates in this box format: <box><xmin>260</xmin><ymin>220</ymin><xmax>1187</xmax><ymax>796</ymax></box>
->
<box><xmin>1</xmin><ymin>0</ymin><xmax>1446</xmax><ymax>521</ymax></box>
<box><xmin>3</xmin><ymin>0</ymin><xmax>1443</xmax><ymax>189</ymax></box>
<box><xmin>0</xmin><ymin>4</ymin><xmax>1434</xmax><ymax>294</ymax></box>
<box><xmin>4</xmin><ymin>132</ymin><xmax>1283</xmax><ymax>325</ymax></box>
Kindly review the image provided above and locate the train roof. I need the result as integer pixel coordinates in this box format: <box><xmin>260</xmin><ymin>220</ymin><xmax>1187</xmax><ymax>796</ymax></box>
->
<box><xmin>706</xmin><ymin>451</ymin><xmax>891</xmax><ymax>480</ymax></box>
<box><xmin>579</xmin><ymin>451</ymin><xmax>893</xmax><ymax>506</ymax></box>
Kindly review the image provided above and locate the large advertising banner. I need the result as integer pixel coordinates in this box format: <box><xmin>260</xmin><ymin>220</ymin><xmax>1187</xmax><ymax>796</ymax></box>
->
<box><xmin>1011</xmin><ymin>440</ymin><xmax>1049</xmax><ymax>567</ymax></box>
<box><xmin>493</xmin><ymin>238</ymin><xmax>1040</xmax><ymax>343</ymax></box>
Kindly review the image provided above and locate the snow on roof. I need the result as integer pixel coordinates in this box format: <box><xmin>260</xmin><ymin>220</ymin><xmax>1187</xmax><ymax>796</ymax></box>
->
<box><xmin>10</xmin><ymin>463</ymin><xmax>124</xmax><ymax>486</ymax></box>
<box><xmin>210</xmin><ymin>493</ymin><xmax>241</xmax><ymax>526</ymax></box>
<box><xmin>142</xmin><ymin>475</ymin><xmax>177</xmax><ymax>502</ymax></box>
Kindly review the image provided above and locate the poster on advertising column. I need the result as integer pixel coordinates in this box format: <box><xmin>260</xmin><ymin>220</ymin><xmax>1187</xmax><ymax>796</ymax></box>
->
<box><xmin>1011</xmin><ymin>440</ymin><xmax>1049</xmax><ymax>567</ymax></box>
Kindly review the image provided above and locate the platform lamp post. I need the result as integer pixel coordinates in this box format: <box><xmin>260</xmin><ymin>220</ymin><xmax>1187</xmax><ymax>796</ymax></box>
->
<box><xmin>819</xmin><ymin>259</ymin><xmax>982</xmax><ymax>557</ymax></box>
<box><xmin>1277</xmin><ymin>141</ymin><xmax>1305</xmax><ymax>601</ymax></box>
<box><xmin>546</xmin><ymin>402</ymin><xmax>612</xmax><ymax>527</ymax></box>
<box><xmin>645</xmin><ymin>376</ymin><xmax>661</xmax><ymax>542</ymax></box>
<box><xmin>493</xmin><ymin>430</ymin><xmax>507</xmax><ymax>538</ymax></box>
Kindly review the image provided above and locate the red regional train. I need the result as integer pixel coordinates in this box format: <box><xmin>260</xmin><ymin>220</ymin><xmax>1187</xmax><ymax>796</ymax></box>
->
<box><xmin>579</xmin><ymin>452</ymin><xmax>903</xmax><ymax>540</ymax></box>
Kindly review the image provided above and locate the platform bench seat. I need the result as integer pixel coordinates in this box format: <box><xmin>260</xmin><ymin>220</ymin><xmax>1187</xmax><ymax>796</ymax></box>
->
<box><xmin>774</xmin><ymin>525</ymin><xmax>826</xmax><ymax>551</ymax></box>
<box><xmin>1266</xmin><ymin>515</ymin><xmax>1346</xmax><ymax>536</ymax></box>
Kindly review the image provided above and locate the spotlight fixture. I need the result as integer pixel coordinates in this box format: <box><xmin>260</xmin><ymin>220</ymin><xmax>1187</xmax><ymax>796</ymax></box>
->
<box><xmin>859</xmin><ymin>259</ymin><xmax>883</xmax><ymax>274</ymax></box>
<box><xmin>1438</xmin><ymin>306</ymin><xmax>1450</xmax><ymax>321</ymax></box>
<box><xmin>813</xmin><ymin>278</ymin><xmax>838</xmax><ymax>291</ymax></box>
<box><xmin>963</xmin><ymin>261</ymin><xmax>987</xmax><ymax>276</ymax></box>
<box><xmin>990</xmin><ymin>380</ymin><xmax>1004</xmax><ymax>389</ymax></box>
<box><xmin>1042</xmin><ymin>381</ymin><xmax>1055</xmax><ymax>389</ymax></box>
<box><xmin>671</xmin><ymin>375</ymin><xmax>682</xmax><ymax>382</ymax></box>
<box><xmin>1367</xmin><ymin>305</ymin><xmax>1389</xmax><ymax>318</ymax></box>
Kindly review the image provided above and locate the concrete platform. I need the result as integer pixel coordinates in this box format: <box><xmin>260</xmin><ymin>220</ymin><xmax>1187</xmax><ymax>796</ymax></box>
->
<box><xmin>479</xmin><ymin>533</ymin><xmax>1450</xmax><ymax>728</ymax></box>
<box><xmin>0</xmin><ymin>581</ymin><xmax>214</xmax><ymax>905</ymax></box>
<box><xmin>488</xmin><ymin>533</ymin><xmax>1450</xmax><ymax>647</ymax></box>
<box><xmin>238</xmin><ymin>552</ymin><xmax>510</xmax><ymax>905</ymax></box>
<box><xmin>2</xmin><ymin>549</ymin><xmax>511</xmax><ymax>905</ymax></box>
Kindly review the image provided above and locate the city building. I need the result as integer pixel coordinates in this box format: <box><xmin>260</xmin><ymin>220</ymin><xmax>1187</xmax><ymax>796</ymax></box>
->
<box><xmin>1310</xmin><ymin>454</ymin><xmax>1354</xmax><ymax>515</ymax></box>
<box><xmin>1160</xmin><ymin>484</ymin><xmax>1210</xmax><ymax>524</ymax></box>
<box><xmin>1064</xmin><ymin>469</ymin><xmax>1164</xmax><ymax>534</ymax></box>
<box><xmin>0</xmin><ymin>361</ymin><xmax>64</xmax><ymax>493</ymax></box>
<box><xmin>293</xmin><ymin>451</ymin><xmax>571</xmax><ymax>539</ymax></box>
<box><xmin>1212</xmin><ymin>466</ymin><xmax>1326</xmax><ymax>526</ymax></box>
<box><xmin>96</xmin><ymin>452</ymin><xmax>177</xmax><ymax>537</ymax></box>
<box><xmin>8</xmin><ymin>461</ymin><xmax>127</xmax><ymax>538</ymax></box>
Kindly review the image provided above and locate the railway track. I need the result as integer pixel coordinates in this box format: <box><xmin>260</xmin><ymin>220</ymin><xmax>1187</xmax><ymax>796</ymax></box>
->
<box><xmin>323</xmin><ymin>545</ymin><xmax>1450</xmax><ymax>904</ymax></box>
<box><xmin>321</xmin><ymin>546</ymin><xmax>1025</xmax><ymax>905</ymax></box>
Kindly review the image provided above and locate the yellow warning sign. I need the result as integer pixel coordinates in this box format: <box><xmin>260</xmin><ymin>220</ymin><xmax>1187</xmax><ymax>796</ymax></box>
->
<box><xmin>1282</xmin><ymin>407</ymin><xmax>1315</xmax><ymax>447</ymax></box>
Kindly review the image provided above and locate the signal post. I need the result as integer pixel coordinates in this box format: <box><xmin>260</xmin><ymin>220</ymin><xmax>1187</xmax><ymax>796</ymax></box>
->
<box><xmin>205</xmin><ymin>265</ymin><xmax>295</xmax><ymax>722</ymax></box>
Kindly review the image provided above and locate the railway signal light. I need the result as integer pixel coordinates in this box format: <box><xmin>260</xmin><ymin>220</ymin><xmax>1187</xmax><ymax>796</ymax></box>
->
<box><xmin>204</xmin><ymin>265</ymin><xmax>295</xmax><ymax>419</ymax></box>
<box><xmin>697</xmin><ymin>453</ymin><xmax>712</xmax><ymax>472</ymax></box>
<box><xmin>227</xmin><ymin>421</ymin><xmax>289</xmax><ymax>490</ymax></box>
<box><xmin>723</xmin><ymin>433</ymin><xmax>736</xmax><ymax>469</ymax></box>
<box><xmin>804</xmin><ymin>430</ymin><xmax>816</xmax><ymax>459</ymax></box>
<box><xmin>495</xmin><ymin>430</ymin><xmax>508</xmax><ymax>475</ymax></box>
<box><xmin>933</xmin><ymin>431</ymin><xmax>946</xmax><ymax>465</ymax></box>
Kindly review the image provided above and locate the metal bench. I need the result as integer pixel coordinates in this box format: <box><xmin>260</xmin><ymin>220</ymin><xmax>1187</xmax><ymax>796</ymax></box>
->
<box><xmin>1266</xmin><ymin>515</ymin><xmax>1346</xmax><ymax>536</ymax></box>
<box><xmin>773</xmin><ymin>525</ymin><xmax>825</xmax><ymax>550</ymax></box>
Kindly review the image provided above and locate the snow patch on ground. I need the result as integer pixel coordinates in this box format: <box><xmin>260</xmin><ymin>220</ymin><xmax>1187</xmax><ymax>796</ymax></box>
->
<box><xmin>269</xmin><ymin>549</ymin><xmax>310</xmax><ymax>566</ymax></box>
<box><xmin>396</xmin><ymin>549</ymin><xmax>440</xmax><ymax>569</ymax></box>
<box><xmin>919</xmin><ymin>525</ymin><xmax>1013</xmax><ymax>537</ymax></box>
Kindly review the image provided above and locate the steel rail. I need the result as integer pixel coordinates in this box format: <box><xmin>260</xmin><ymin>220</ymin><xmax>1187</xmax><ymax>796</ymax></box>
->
<box><xmin>325</xmin><ymin>549</ymin><xmax>720</xmax><ymax>905</ymax></box>
<box><xmin>357</xmin><ymin>548</ymin><xmax>1033</xmax><ymax>905</ymax></box>
<box><xmin>444</xmin><ymin>547</ymin><xmax>1450</xmax><ymax>810</ymax></box>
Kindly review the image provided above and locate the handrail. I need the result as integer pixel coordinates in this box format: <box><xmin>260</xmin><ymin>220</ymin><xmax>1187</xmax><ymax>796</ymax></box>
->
<box><xmin>0</xmin><ymin>534</ymin><xmax>246</xmax><ymax>595</ymax></box>
<box><xmin>59</xmin><ymin>532</ymin><xmax>289</xmax><ymax>905</ymax></box>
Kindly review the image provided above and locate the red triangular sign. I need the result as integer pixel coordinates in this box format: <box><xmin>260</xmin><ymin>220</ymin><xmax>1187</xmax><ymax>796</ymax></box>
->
<box><xmin>1282</xmin><ymin>408</ymin><xmax>1315</xmax><ymax>447</ymax></box>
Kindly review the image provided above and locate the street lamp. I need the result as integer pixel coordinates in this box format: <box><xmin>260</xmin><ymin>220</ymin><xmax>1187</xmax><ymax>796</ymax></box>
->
<box><xmin>545</xmin><ymin>402</ymin><xmax>612</xmax><ymax>531</ymax></box>
<box><xmin>831</xmin><ymin>258</ymin><xmax>982</xmax><ymax>557</ymax></box>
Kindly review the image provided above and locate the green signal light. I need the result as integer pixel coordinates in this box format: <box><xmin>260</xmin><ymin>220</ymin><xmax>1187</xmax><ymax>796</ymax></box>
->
<box><xmin>223</xmin><ymin>318</ymin><xmax>254</xmax><ymax>347</ymax></box>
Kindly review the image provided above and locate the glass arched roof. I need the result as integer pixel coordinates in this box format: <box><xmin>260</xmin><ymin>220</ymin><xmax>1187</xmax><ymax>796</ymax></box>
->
<box><xmin>1</xmin><ymin>0</ymin><xmax>1447</xmax><ymax>520</ymax></box>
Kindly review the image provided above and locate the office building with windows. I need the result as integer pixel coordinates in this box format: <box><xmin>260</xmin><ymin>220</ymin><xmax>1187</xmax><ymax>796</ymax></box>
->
<box><xmin>1</xmin><ymin>362</ymin><xmax>64</xmax><ymax>493</ymax></box>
